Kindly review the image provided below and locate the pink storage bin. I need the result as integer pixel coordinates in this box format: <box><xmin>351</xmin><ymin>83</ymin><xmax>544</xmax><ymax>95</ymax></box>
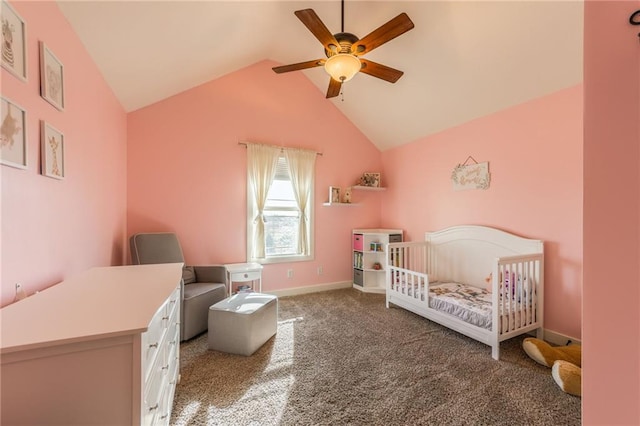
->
<box><xmin>353</xmin><ymin>234</ymin><xmax>364</xmax><ymax>251</ymax></box>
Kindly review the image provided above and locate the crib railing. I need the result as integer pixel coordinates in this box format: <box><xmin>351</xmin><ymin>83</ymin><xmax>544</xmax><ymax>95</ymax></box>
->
<box><xmin>387</xmin><ymin>242</ymin><xmax>430</xmax><ymax>304</ymax></box>
<box><xmin>493</xmin><ymin>254</ymin><xmax>544</xmax><ymax>337</ymax></box>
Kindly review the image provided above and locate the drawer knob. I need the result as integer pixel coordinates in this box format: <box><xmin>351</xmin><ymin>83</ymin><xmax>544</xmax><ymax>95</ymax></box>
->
<box><xmin>243</xmin><ymin>273</ymin><xmax>249</xmax><ymax>278</ymax></box>
<box><xmin>148</xmin><ymin>403</ymin><xmax>159</xmax><ymax>412</ymax></box>
<box><xmin>162</xmin><ymin>316</ymin><xmax>170</xmax><ymax>321</ymax></box>
<box><xmin>149</xmin><ymin>342</ymin><xmax>159</xmax><ymax>349</ymax></box>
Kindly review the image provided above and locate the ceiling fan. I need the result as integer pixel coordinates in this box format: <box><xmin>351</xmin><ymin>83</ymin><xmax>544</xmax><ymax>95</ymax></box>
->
<box><xmin>272</xmin><ymin>1</ymin><xmax>414</xmax><ymax>98</ymax></box>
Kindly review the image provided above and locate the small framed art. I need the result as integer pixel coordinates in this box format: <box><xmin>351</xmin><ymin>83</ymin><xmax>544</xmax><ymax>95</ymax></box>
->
<box><xmin>39</xmin><ymin>41</ymin><xmax>64</xmax><ymax>110</ymax></box>
<box><xmin>1</xmin><ymin>0</ymin><xmax>27</xmax><ymax>81</ymax></box>
<box><xmin>41</xmin><ymin>121</ymin><xmax>64</xmax><ymax>179</ymax></box>
<box><xmin>329</xmin><ymin>186</ymin><xmax>341</xmax><ymax>204</ymax></box>
<box><xmin>1</xmin><ymin>96</ymin><xmax>27</xmax><ymax>169</ymax></box>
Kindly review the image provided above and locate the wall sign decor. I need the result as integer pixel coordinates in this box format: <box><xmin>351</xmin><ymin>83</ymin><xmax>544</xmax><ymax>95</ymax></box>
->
<box><xmin>39</xmin><ymin>41</ymin><xmax>64</xmax><ymax>110</ymax></box>
<box><xmin>41</xmin><ymin>120</ymin><xmax>64</xmax><ymax>179</ymax></box>
<box><xmin>451</xmin><ymin>156</ymin><xmax>490</xmax><ymax>191</ymax></box>
<box><xmin>1</xmin><ymin>0</ymin><xmax>27</xmax><ymax>81</ymax></box>
<box><xmin>0</xmin><ymin>96</ymin><xmax>27</xmax><ymax>169</ymax></box>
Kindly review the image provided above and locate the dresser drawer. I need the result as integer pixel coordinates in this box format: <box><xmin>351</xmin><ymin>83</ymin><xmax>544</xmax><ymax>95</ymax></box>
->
<box><xmin>230</xmin><ymin>270</ymin><xmax>261</xmax><ymax>282</ymax></box>
<box><xmin>142</xmin><ymin>305</ymin><xmax>168</xmax><ymax>381</ymax></box>
<box><xmin>142</xmin><ymin>358</ymin><xmax>164</xmax><ymax>426</ymax></box>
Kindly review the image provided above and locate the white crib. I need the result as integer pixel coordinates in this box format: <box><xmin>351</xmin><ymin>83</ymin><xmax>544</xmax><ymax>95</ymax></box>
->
<box><xmin>386</xmin><ymin>225</ymin><xmax>544</xmax><ymax>360</ymax></box>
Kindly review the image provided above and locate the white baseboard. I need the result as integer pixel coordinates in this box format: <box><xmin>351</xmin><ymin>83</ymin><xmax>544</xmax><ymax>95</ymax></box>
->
<box><xmin>266</xmin><ymin>281</ymin><xmax>352</xmax><ymax>298</ymax></box>
<box><xmin>541</xmin><ymin>328</ymin><xmax>581</xmax><ymax>346</ymax></box>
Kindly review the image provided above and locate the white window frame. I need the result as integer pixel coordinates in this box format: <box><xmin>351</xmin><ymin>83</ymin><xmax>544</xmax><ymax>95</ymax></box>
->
<box><xmin>247</xmin><ymin>155</ymin><xmax>314</xmax><ymax>264</ymax></box>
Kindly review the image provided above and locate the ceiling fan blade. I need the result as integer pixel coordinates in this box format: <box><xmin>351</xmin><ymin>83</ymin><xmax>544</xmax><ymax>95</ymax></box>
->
<box><xmin>272</xmin><ymin>60</ymin><xmax>324</xmax><ymax>74</ymax></box>
<box><xmin>352</xmin><ymin>13</ymin><xmax>414</xmax><ymax>55</ymax></box>
<box><xmin>295</xmin><ymin>9</ymin><xmax>340</xmax><ymax>52</ymax></box>
<box><xmin>326</xmin><ymin>78</ymin><xmax>342</xmax><ymax>98</ymax></box>
<box><xmin>360</xmin><ymin>59</ymin><xmax>404</xmax><ymax>83</ymax></box>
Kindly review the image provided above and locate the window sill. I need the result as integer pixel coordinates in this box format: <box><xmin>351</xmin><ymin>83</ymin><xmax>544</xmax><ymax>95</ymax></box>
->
<box><xmin>250</xmin><ymin>254</ymin><xmax>313</xmax><ymax>265</ymax></box>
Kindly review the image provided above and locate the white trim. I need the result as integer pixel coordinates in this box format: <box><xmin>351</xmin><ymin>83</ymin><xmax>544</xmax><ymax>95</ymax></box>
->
<box><xmin>264</xmin><ymin>281</ymin><xmax>351</xmax><ymax>298</ymax></box>
<box><xmin>540</xmin><ymin>329</ymin><xmax>581</xmax><ymax>346</ymax></box>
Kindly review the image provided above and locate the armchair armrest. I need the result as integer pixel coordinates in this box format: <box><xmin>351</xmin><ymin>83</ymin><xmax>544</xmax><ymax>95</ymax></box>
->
<box><xmin>193</xmin><ymin>265</ymin><xmax>226</xmax><ymax>284</ymax></box>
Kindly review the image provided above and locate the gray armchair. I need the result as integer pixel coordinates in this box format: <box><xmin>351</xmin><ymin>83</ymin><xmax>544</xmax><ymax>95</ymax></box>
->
<box><xmin>129</xmin><ymin>232</ymin><xmax>227</xmax><ymax>341</ymax></box>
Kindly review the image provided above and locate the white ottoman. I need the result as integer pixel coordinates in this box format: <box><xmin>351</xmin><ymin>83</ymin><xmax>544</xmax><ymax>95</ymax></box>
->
<box><xmin>208</xmin><ymin>292</ymin><xmax>278</xmax><ymax>356</ymax></box>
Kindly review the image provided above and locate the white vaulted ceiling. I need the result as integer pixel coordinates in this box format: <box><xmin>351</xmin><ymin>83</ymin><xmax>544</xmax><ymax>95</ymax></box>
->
<box><xmin>57</xmin><ymin>1</ymin><xmax>583</xmax><ymax>151</ymax></box>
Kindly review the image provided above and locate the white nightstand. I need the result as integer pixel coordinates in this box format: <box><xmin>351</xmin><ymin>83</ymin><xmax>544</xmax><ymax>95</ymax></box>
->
<box><xmin>224</xmin><ymin>262</ymin><xmax>263</xmax><ymax>295</ymax></box>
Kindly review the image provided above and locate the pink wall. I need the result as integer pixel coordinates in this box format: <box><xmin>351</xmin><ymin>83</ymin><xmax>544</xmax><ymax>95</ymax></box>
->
<box><xmin>0</xmin><ymin>1</ymin><xmax>127</xmax><ymax>307</ymax></box>
<box><xmin>583</xmin><ymin>1</ymin><xmax>640</xmax><ymax>424</ymax></box>
<box><xmin>127</xmin><ymin>60</ymin><xmax>382</xmax><ymax>290</ymax></box>
<box><xmin>380</xmin><ymin>85</ymin><xmax>584</xmax><ymax>340</ymax></box>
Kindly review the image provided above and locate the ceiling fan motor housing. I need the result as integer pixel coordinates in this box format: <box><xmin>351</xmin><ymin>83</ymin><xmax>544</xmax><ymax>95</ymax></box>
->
<box><xmin>325</xmin><ymin>32</ymin><xmax>359</xmax><ymax>57</ymax></box>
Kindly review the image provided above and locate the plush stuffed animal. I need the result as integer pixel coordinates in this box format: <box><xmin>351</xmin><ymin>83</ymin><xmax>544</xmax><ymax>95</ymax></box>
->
<box><xmin>522</xmin><ymin>337</ymin><xmax>582</xmax><ymax>397</ymax></box>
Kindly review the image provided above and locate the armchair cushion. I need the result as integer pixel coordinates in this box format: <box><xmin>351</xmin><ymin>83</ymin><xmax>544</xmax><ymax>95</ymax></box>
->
<box><xmin>182</xmin><ymin>266</ymin><xmax>196</xmax><ymax>284</ymax></box>
<box><xmin>194</xmin><ymin>265</ymin><xmax>226</xmax><ymax>283</ymax></box>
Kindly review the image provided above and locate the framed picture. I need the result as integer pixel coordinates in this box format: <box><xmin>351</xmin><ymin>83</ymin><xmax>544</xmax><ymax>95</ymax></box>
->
<box><xmin>361</xmin><ymin>172</ymin><xmax>381</xmax><ymax>187</ymax></box>
<box><xmin>1</xmin><ymin>0</ymin><xmax>27</xmax><ymax>81</ymax></box>
<box><xmin>1</xmin><ymin>96</ymin><xmax>27</xmax><ymax>169</ymax></box>
<box><xmin>41</xmin><ymin>121</ymin><xmax>64</xmax><ymax>179</ymax></box>
<box><xmin>39</xmin><ymin>41</ymin><xmax>64</xmax><ymax>110</ymax></box>
<box><xmin>329</xmin><ymin>186</ymin><xmax>341</xmax><ymax>204</ymax></box>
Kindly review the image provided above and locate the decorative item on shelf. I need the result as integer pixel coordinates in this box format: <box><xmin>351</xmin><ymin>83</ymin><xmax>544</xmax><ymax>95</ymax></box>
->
<box><xmin>343</xmin><ymin>186</ymin><xmax>352</xmax><ymax>203</ymax></box>
<box><xmin>329</xmin><ymin>186</ymin><xmax>341</xmax><ymax>204</ymax></box>
<box><xmin>451</xmin><ymin>156</ymin><xmax>490</xmax><ymax>191</ymax></box>
<box><xmin>357</xmin><ymin>172</ymin><xmax>381</xmax><ymax>187</ymax></box>
<box><xmin>372</xmin><ymin>262</ymin><xmax>382</xmax><ymax>270</ymax></box>
<box><xmin>369</xmin><ymin>242</ymin><xmax>383</xmax><ymax>252</ymax></box>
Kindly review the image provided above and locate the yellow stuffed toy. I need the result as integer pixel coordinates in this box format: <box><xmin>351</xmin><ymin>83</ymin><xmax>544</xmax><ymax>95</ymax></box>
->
<box><xmin>522</xmin><ymin>337</ymin><xmax>582</xmax><ymax>397</ymax></box>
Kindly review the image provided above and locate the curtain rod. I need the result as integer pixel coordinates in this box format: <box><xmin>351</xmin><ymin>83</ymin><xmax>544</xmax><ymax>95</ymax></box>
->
<box><xmin>238</xmin><ymin>142</ymin><xmax>323</xmax><ymax>156</ymax></box>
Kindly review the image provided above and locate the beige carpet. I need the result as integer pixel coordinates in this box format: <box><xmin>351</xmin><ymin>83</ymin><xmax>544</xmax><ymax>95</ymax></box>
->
<box><xmin>171</xmin><ymin>289</ymin><xmax>580</xmax><ymax>425</ymax></box>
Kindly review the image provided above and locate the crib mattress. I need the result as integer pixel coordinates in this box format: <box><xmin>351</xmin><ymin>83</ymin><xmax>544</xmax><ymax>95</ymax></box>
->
<box><xmin>429</xmin><ymin>282</ymin><xmax>492</xmax><ymax>329</ymax></box>
<box><xmin>396</xmin><ymin>281</ymin><xmax>534</xmax><ymax>331</ymax></box>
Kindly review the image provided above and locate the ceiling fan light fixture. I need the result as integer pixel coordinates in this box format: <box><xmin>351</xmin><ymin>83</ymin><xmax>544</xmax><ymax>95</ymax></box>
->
<box><xmin>324</xmin><ymin>53</ymin><xmax>361</xmax><ymax>82</ymax></box>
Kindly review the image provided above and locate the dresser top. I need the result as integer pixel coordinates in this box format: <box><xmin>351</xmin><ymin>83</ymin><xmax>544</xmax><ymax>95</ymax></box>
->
<box><xmin>0</xmin><ymin>263</ymin><xmax>183</xmax><ymax>354</ymax></box>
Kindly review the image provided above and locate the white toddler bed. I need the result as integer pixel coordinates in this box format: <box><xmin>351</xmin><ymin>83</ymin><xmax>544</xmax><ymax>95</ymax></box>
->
<box><xmin>386</xmin><ymin>225</ymin><xmax>544</xmax><ymax>360</ymax></box>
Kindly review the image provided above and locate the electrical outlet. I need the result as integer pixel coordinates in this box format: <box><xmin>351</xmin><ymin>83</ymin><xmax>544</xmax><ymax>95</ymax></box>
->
<box><xmin>317</xmin><ymin>266</ymin><xmax>323</xmax><ymax>275</ymax></box>
<box><xmin>287</xmin><ymin>269</ymin><xmax>294</xmax><ymax>279</ymax></box>
<box><xmin>15</xmin><ymin>283</ymin><xmax>26</xmax><ymax>301</ymax></box>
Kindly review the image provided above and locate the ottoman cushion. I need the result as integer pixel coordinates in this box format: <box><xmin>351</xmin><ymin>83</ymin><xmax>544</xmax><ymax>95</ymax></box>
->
<box><xmin>208</xmin><ymin>292</ymin><xmax>278</xmax><ymax>356</ymax></box>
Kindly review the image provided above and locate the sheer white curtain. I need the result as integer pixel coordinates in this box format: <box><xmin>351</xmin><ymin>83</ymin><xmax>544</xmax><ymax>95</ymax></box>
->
<box><xmin>247</xmin><ymin>143</ymin><xmax>281</xmax><ymax>259</ymax></box>
<box><xmin>285</xmin><ymin>148</ymin><xmax>316</xmax><ymax>255</ymax></box>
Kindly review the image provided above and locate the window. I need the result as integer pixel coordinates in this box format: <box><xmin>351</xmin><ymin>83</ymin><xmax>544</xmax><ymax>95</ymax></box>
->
<box><xmin>263</xmin><ymin>158</ymin><xmax>300</xmax><ymax>257</ymax></box>
<box><xmin>246</xmin><ymin>145</ymin><xmax>315</xmax><ymax>263</ymax></box>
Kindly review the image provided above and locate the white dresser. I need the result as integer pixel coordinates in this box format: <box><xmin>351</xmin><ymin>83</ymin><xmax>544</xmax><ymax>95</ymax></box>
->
<box><xmin>0</xmin><ymin>263</ymin><xmax>183</xmax><ymax>425</ymax></box>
